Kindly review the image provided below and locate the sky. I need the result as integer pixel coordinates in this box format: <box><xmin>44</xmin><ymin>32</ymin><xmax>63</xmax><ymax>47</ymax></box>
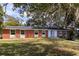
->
<box><xmin>3</xmin><ymin>3</ymin><xmax>30</xmax><ymax>24</ymax></box>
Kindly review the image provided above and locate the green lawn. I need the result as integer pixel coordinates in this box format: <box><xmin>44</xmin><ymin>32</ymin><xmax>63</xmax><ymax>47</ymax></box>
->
<box><xmin>0</xmin><ymin>39</ymin><xmax>79</xmax><ymax>56</ymax></box>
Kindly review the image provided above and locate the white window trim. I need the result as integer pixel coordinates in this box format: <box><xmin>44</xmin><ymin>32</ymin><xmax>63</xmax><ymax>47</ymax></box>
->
<box><xmin>34</xmin><ymin>30</ymin><xmax>39</xmax><ymax>38</ymax></box>
<box><xmin>20</xmin><ymin>30</ymin><xmax>25</xmax><ymax>38</ymax></box>
<box><xmin>20</xmin><ymin>30</ymin><xmax>25</xmax><ymax>35</ymax></box>
<box><xmin>10</xmin><ymin>29</ymin><xmax>16</xmax><ymax>35</ymax></box>
<box><xmin>42</xmin><ymin>30</ymin><xmax>46</xmax><ymax>37</ymax></box>
<box><xmin>10</xmin><ymin>29</ymin><xmax>16</xmax><ymax>39</ymax></box>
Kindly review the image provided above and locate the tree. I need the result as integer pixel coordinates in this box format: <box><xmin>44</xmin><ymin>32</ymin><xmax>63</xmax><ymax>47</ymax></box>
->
<box><xmin>4</xmin><ymin>15</ymin><xmax>21</xmax><ymax>26</ymax></box>
<box><xmin>58</xmin><ymin>4</ymin><xmax>76</xmax><ymax>40</ymax></box>
<box><xmin>0</xmin><ymin>4</ymin><xmax>4</xmax><ymax>39</ymax></box>
<box><xmin>13</xmin><ymin>3</ymin><xmax>79</xmax><ymax>40</ymax></box>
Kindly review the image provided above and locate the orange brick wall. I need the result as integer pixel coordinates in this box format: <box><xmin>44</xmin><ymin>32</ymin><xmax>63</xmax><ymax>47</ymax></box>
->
<box><xmin>25</xmin><ymin>30</ymin><xmax>34</xmax><ymax>38</ymax></box>
<box><xmin>38</xmin><ymin>30</ymin><xmax>42</xmax><ymax>38</ymax></box>
<box><xmin>16</xmin><ymin>30</ymin><xmax>20</xmax><ymax>38</ymax></box>
<box><xmin>2</xmin><ymin>29</ymin><xmax>48</xmax><ymax>39</ymax></box>
<box><xmin>2</xmin><ymin>29</ymin><xmax>10</xmax><ymax>39</ymax></box>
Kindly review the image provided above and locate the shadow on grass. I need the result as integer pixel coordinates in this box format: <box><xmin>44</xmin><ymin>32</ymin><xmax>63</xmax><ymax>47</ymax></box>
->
<box><xmin>0</xmin><ymin>41</ymin><xmax>76</xmax><ymax>56</ymax></box>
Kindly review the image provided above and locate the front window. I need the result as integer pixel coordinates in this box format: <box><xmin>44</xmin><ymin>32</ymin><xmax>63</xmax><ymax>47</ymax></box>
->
<box><xmin>21</xmin><ymin>30</ymin><xmax>24</xmax><ymax>35</ymax></box>
<box><xmin>42</xmin><ymin>31</ymin><xmax>46</xmax><ymax>35</ymax></box>
<box><xmin>35</xmin><ymin>31</ymin><xmax>38</xmax><ymax>35</ymax></box>
<box><xmin>35</xmin><ymin>32</ymin><xmax>38</xmax><ymax>35</ymax></box>
<box><xmin>58</xmin><ymin>31</ymin><xmax>63</xmax><ymax>37</ymax></box>
<box><xmin>42</xmin><ymin>30</ymin><xmax>46</xmax><ymax>37</ymax></box>
<box><xmin>34</xmin><ymin>30</ymin><xmax>38</xmax><ymax>37</ymax></box>
<box><xmin>11</xmin><ymin>30</ymin><xmax>15</xmax><ymax>35</ymax></box>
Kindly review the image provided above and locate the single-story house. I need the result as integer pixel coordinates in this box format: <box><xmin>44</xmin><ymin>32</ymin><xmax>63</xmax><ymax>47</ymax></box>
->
<box><xmin>2</xmin><ymin>26</ymin><xmax>68</xmax><ymax>39</ymax></box>
<box><xmin>2</xmin><ymin>26</ymin><xmax>48</xmax><ymax>39</ymax></box>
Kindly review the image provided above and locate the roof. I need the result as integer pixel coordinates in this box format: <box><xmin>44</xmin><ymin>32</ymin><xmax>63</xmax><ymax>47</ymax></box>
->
<box><xmin>3</xmin><ymin>26</ymin><xmax>68</xmax><ymax>30</ymax></box>
<box><xmin>3</xmin><ymin>26</ymin><xmax>33</xmax><ymax>30</ymax></box>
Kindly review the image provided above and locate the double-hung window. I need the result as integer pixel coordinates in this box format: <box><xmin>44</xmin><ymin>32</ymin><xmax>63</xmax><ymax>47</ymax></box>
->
<box><xmin>11</xmin><ymin>30</ymin><xmax>15</xmax><ymax>35</ymax></box>
<box><xmin>21</xmin><ymin>30</ymin><xmax>24</xmax><ymax>35</ymax></box>
<box><xmin>42</xmin><ymin>30</ymin><xmax>46</xmax><ymax>37</ymax></box>
<box><xmin>34</xmin><ymin>30</ymin><xmax>38</xmax><ymax>37</ymax></box>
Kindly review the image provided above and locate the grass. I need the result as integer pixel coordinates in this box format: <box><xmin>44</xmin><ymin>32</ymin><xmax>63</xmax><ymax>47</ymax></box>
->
<box><xmin>0</xmin><ymin>39</ymin><xmax>79</xmax><ymax>56</ymax></box>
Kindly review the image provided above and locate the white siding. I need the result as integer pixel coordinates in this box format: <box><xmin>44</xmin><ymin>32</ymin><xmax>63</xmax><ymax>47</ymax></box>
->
<box><xmin>48</xmin><ymin>30</ymin><xmax>51</xmax><ymax>38</ymax></box>
<box><xmin>48</xmin><ymin>30</ymin><xmax>57</xmax><ymax>38</ymax></box>
<box><xmin>10</xmin><ymin>35</ymin><xmax>16</xmax><ymax>39</ymax></box>
<box><xmin>53</xmin><ymin>30</ymin><xmax>57</xmax><ymax>38</ymax></box>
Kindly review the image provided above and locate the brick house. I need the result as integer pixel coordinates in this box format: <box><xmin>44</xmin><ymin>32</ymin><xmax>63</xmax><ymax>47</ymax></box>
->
<box><xmin>2</xmin><ymin>26</ymin><xmax>67</xmax><ymax>39</ymax></box>
<box><xmin>2</xmin><ymin>26</ymin><xmax>48</xmax><ymax>39</ymax></box>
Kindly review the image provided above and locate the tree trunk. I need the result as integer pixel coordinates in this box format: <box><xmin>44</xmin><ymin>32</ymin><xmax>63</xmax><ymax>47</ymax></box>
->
<box><xmin>67</xmin><ymin>28</ymin><xmax>75</xmax><ymax>40</ymax></box>
<box><xmin>65</xmin><ymin>4</ymin><xmax>76</xmax><ymax>40</ymax></box>
<box><xmin>0</xmin><ymin>23</ymin><xmax>2</xmax><ymax>39</ymax></box>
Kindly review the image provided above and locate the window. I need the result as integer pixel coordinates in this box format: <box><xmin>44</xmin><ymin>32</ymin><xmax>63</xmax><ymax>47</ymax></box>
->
<box><xmin>21</xmin><ymin>30</ymin><xmax>24</xmax><ymax>35</ymax></box>
<box><xmin>34</xmin><ymin>30</ymin><xmax>38</xmax><ymax>37</ymax></box>
<box><xmin>58</xmin><ymin>31</ymin><xmax>63</xmax><ymax>37</ymax></box>
<box><xmin>42</xmin><ymin>32</ymin><xmax>46</xmax><ymax>35</ymax></box>
<box><xmin>11</xmin><ymin>30</ymin><xmax>15</xmax><ymax>35</ymax></box>
<box><xmin>34</xmin><ymin>31</ymin><xmax>38</xmax><ymax>35</ymax></box>
<box><xmin>42</xmin><ymin>30</ymin><xmax>46</xmax><ymax>35</ymax></box>
<box><xmin>35</xmin><ymin>32</ymin><xmax>38</xmax><ymax>35</ymax></box>
<box><xmin>42</xmin><ymin>30</ymin><xmax>46</xmax><ymax>37</ymax></box>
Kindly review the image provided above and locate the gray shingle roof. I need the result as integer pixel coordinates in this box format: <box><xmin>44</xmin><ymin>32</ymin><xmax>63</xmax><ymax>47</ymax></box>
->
<box><xmin>3</xmin><ymin>26</ymin><xmax>68</xmax><ymax>30</ymax></box>
<box><xmin>4</xmin><ymin>26</ymin><xmax>33</xmax><ymax>30</ymax></box>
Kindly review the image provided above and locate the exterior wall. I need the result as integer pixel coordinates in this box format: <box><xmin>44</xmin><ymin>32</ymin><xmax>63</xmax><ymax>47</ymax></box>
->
<box><xmin>54</xmin><ymin>30</ymin><xmax>57</xmax><ymax>38</ymax></box>
<box><xmin>38</xmin><ymin>30</ymin><xmax>42</xmax><ymax>38</ymax></box>
<box><xmin>2</xmin><ymin>29</ymin><xmax>10</xmax><ymax>39</ymax></box>
<box><xmin>48</xmin><ymin>30</ymin><xmax>57</xmax><ymax>38</ymax></box>
<box><xmin>30</xmin><ymin>30</ymin><xmax>34</xmax><ymax>38</ymax></box>
<box><xmin>25</xmin><ymin>30</ymin><xmax>47</xmax><ymax>38</ymax></box>
<box><xmin>48</xmin><ymin>30</ymin><xmax>51</xmax><ymax>38</ymax></box>
<box><xmin>57</xmin><ymin>30</ymin><xmax>67</xmax><ymax>38</ymax></box>
<box><xmin>16</xmin><ymin>30</ymin><xmax>20</xmax><ymax>38</ymax></box>
<box><xmin>46</xmin><ymin>30</ymin><xmax>48</xmax><ymax>38</ymax></box>
<box><xmin>25</xmin><ymin>30</ymin><xmax>28</xmax><ymax>38</ymax></box>
<box><xmin>25</xmin><ymin>30</ymin><xmax>34</xmax><ymax>38</ymax></box>
<box><xmin>2</xmin><ymin>29</ymin><xmax>48</xmax><ymax>39</ymax></box>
